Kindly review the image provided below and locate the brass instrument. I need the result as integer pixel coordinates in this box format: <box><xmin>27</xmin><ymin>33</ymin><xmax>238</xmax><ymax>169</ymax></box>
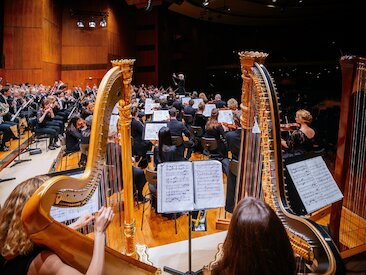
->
<box><xmin>235</xmin><ymin>51</ymin><xmax>343</xmax><ymax>274</ymax></box>
<box><xmin>330</xmin><ymin>55</ymin><xmax>366</xmax><ymax>258</ymax></box>
<box><xmin>21</xmin><ymin>60</ymin><xmax>158</xmax><ymax>274</ymax></box>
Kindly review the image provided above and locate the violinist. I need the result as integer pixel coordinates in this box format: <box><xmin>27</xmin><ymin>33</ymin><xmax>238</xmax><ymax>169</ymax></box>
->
<box><xmin>204</xmin><ymin>108</ymin><xmax>228</xmax><ymax>159</ymax></box>
<box><xmin>281</xmin><ymin>109</ymin><xmax>315</xmax><ymax>157</ymax></box>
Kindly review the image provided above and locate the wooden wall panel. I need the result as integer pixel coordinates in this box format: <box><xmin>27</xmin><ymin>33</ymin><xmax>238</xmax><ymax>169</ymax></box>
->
<box><xmin>42</xmin><ymin>62</ymin><xmax>61</xmax><ymax>85</ymax></box>
<box><xmin>6</xmin><ymin>69</ymin><xmax>42</xmax><ymax>85</ymax></box>
<box><xmin>61</xmin><ymin>69</ymin><xmax>107</xmax><ymax>87</ymax></box>
<box><xmin>136</xmin><ymin>51</ymin><xmax>155</xmax><ymax>66</ymax></box>
<box><xmin>136</xmin><ymin>30</ymin><xmax>156</xmax><ymax>46</ymax></box>
<box><xmin>4</xmin><ymin>0</ymin><xmax>42</xmax><ymax>28</ymax></box>
<box><xmin>62</xmin><ymin>46</ymin><xmax>108</xmax><ymax>64</ymax></box>
<box><xmin>134</xmin><ymin>72</ymin><xmax>156</xmax><ymax>86</ymax></box>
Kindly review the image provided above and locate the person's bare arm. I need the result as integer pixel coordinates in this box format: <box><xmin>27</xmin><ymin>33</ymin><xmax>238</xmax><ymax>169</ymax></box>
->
<box><xmin>29</xmin><ymin>207</ymin><xmax>114</xmax><ymax>275</ymax></box>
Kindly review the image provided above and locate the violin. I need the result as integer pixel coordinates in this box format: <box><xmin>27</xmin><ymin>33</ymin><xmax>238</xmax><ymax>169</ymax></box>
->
<box><xmin>280</xmin><ymin>123</ymin><xmax>299</xmax><ymax>132</ymax></box>
<box><xmin>221</xmin><ymin>122</ymin><xmax>238</xmax><ymax>130</ymax></box>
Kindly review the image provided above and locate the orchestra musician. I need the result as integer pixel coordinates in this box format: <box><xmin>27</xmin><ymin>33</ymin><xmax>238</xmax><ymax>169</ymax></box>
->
<box><xmin>281</xmin><ymin>109</ymin><xmax>315</xmax><ymax>157</ymax></box>
<box><xmin>0</xmin><ymin>176</ymin><xmax>114</xmax><ymax>275</ymax></box>
<box><xmin>172</xmin><ymin>73</ymin><xmax>186</xmax><ymax>95</ymax></box>
<box><xmin>203</xmin><ymin>108</ymin><xmax>228</xmax><ymax>159</ymax></box>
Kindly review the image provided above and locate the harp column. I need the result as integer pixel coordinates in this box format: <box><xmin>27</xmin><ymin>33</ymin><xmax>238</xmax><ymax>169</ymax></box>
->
<box><xmin>113</xmin><ymin>59</ymin><xmax>137</xmax><ymax>257</ymax></box>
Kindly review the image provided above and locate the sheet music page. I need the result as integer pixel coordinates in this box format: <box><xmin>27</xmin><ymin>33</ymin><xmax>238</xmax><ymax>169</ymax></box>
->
<box><xmin>144</xmin><ymin>98</ymin><xmax>154</xmax><ymax>115</ymax></box>
<box><xmin>158</xmin><ymin>162</ymin><xmax>195</xmax><ymax>213</ymax></box>
<box><xmin>218</xmin><ymin>110</ymin><xmax>234</xmax><ymax>124</ymax></box>
<box><xmin>203</xmin><ymin>104</ymin><xmax>216</xmax><ymax>117</ymax></box>
<box><xmin>144</xmin><ymin>122</ymin><xmax>167</xmax><ymax>140</ymax></box>
<box><xmin>286</xmin><ymin>156</ymin><xmax>343</xmax><ymax>213</ymax></box>
<box><xmin>193</xmin><ymin>160</ymin><xmax>225</xmax><ymax>210</ymax></box>
<box><xmin>192</xmin><ymin>98</ymin><xmax>204</xmax><ymax>109</ymax></box>
<box><xmin>182</xmin><ymin>97</ymin><xmax>190</xmax><ymax>105</ymax></box>
<box><xmin>152</xmin><ymin>110</ymin><xmax>170</xmax><ymax>121</ymax></box>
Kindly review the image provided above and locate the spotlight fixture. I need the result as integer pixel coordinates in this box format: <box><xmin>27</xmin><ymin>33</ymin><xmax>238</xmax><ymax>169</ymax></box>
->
<box><xmin>76</xmin><ymin>19</ymin><xmax>84</xmax><ymax>28</ymax></box>
<box><xmin>203</xmin><ymin>0</ymin><xmax>209</xmax><ymax>7</ymax></box>
<box><xmin>100</xmin><ymin>17</ymin><xmax>107</xmax><ymax>28</ymax></box>
<box><xmin>89</xmin><ymin>18</ymin><xmax>96</xmax><ymax>28</ymax></box>
<box><xmin>70</xmin><ymin>9</ymin><xmax>109</xmax><ymax>29</ymax></box>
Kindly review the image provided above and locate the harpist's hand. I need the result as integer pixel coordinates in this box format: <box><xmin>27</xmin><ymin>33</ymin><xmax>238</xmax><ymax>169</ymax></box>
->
<box><xmin>94</xmin><ymin>206</ymin><xmax>114</xmax><ymax>233</ymax></box>
<box><xmin>68</xmin><ymin>212</ymin><xmax>94</xmax><ymax>230</ymax></box>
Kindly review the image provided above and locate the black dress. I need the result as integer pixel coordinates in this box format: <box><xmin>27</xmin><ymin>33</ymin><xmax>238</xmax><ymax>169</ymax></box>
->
<box><xmin>284</xmin><ymin>129</ymin><xmax>314</xmax><ymax>157</ymax></box>
<box><xmin>0</xmin><ymin>246</ymin><xmax>44</xmax><ymax>275</ymax></box>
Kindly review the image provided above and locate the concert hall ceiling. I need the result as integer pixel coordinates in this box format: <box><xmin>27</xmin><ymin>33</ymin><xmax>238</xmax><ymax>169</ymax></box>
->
<box><xmin>167</xmin><ymin>0</ymin><xmax>363</xmax><ymax>25</ymax></box>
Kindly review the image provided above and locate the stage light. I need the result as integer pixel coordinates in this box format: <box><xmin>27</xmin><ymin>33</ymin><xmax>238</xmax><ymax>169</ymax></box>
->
<box><xmin>100</xmin><ymin>17</ymin><xmax>107</xmax><ymax>28</ymax></box>
<box><xmin>89</xmin><ymin>18</ymin><xmax>96</xmax><ymax>28</ymax></box>
<box><xmin>203</xmin><ymin>0</ymin><xmax>209</xmax><ymax>7</ymax></box>
<box><xmin>76</xmin><ymin>19</ymin><xmax>84</xmax><ymax>28</ymax></box>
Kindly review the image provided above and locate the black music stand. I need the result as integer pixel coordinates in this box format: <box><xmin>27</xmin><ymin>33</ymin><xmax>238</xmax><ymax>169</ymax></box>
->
<box><xmin>10</xmin><ymin>104</ymin><xmax>32</xmax><ymax>168</ymax></box>
<box><xmin>21</xmin><ymin>104</ymin><xmax>39</xmax><ymax>154</ymax></box>
<box><xmin>0</xmin><ymin>129</ymin><xmax>16</xmax><ymax>183</ymax></box>
<box><xmin>163</xmin><ymin>211</ymin><xmax>203</xmax><ymax>275</ymax></box>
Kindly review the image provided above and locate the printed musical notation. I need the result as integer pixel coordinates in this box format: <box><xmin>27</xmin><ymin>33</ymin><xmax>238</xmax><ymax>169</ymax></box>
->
<box><xmin>144</xmin><ymin>122</ymin><xmax>168</xmax><ymax>140</ymax></box>
<box><xmin>286</xmin><ymin>156</ymin><xmax>343</xmax><ymax>213</ymax></box>
<box><xmin>218</xmin><ymin>110</ymin><xmax>234</xmax><ymax>124</ymax></box>
<box><xmin>192</xmin><ymin>98</ymin><xmax>204</xmax><ymax>109</ymax></box>
<box><xmin>152</xmin><ymin>110</ymin><xmax>170</xmax><ymax>122</ymax></box>
<box><xmin>203</xmin><ymin>104</ymin><xmax>216</xmax><ymax>117</ymax></box>
<box><xmin>157</xmin><ymin>160</ymin><xmax>225</xmax><ymax>213</ymax></box>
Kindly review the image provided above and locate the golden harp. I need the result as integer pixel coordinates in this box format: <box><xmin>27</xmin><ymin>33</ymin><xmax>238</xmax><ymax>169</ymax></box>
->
<box><xmin>21</xmin><ymin>60</ymin><xmax>158</xmax><ymax>274</ymax></box>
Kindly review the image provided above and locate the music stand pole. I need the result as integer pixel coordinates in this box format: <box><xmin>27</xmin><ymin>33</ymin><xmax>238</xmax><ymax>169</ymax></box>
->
<box><xmin>21</xmin><ymin>104</ymin><xmax>37</xmax><ymax>154</ymax></box>
<box><xmin>10</xmin><ymin>106</ymin><xmax>32</xmax><ymax>168</ymax></box>
<box><xmin>163</xmin><ymin>211</ymin><xmax>202</xmax><ymax>275</ymax></box>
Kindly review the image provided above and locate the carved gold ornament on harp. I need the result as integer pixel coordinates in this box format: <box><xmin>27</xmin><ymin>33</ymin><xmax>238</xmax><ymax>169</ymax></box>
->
<box><xmin>22</xmin><ymin>59</ymin><xmax>158</xmax><ymax>274</ymax></box>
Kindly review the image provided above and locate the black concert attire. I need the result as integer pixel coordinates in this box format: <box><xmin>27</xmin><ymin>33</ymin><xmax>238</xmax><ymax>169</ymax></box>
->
<box><xmin>222</xmin><ymin>128</ymin><xmax>241</xmax><ymax>213</ymax></box>
<box><xmin>36</xmin><ymin>108</ymin><xmax>60</xmax><ymax>147</ymax></box>
<box><xmin>172</xmin><ymin>75</ymin><xmax>186</xmax><ymax>95</ymax></box>
<box><xmin>192</xmin><ymin>113</ymin><xmax>207</xmax><ymax>153</ymax></box>
<box><xmin>167</xmin><ymin>118</ymin><xmax>194</xmax><ymax>159</ymax></box>
<box><xmin>106</xmin><ymin>142</ymin><xmax>146</xmax><ymax>202</ymax></box>
<box><xmin>213</xmin><ymin>99</ymin><xmax>226</xmax><ymax>109</ymax></box>
<box><xmin>183</xmin><ymin>105</ymin><xmax>196</xmax><ymax>116</ymax></box>
<box><xmin>0</xmin><ymin>94</ymin><xmax>19</xmax><ymax>150</ymax></box>
<box><xmin>0</xmin><ymin>246</ymin><xmax>44</xmax><ymax>275</ymax></box>
<box><xmin>65</xmin><ymin>123</ymin><xmax>81</xmax><ymax>153</ymax></box>
<box><xmin>204</xmin><ymin>124</ymin><xmax>228</xmax><ymax>159</ymax></box>
<box><xmin>131</xmin><ymin>117</ymin><xmax>152</xmax><ymax>168</ymax></box>
<box><xmin>283</xmin><ymin>129</ymin><xmax>314</xmax><ymax>158</ymax></box>
<box><xmin>172</xmin><ymin>99</ymin><xmax>183</xmax><ymax>121</ymax></box>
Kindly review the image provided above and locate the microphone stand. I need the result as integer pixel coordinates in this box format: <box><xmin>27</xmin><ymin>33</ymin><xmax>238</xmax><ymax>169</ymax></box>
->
<box><xmin>10</xmin><ymin>100</ymin><xmax>33</xmax><ymax>168</ymax></box>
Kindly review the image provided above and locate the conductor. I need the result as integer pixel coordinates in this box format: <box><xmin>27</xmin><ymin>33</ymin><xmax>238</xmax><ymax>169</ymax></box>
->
<box><xmin>172</xmin><ymin>73</ymin><xmax>186</xmax><ymax>95</ymax></box>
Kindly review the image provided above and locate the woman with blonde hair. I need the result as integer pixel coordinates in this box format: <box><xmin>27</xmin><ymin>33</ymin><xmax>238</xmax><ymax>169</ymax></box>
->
<box><xmin>281</xmin><ymin>109</ymin><xmax>315</xmax><ymax>157</ymax></box>
<box><xmin>199</xmin><ymin>92</ymin><xmax>208</xmax><ymax>103</ymax></box>
<box><xmin>0</xmin><ymin>176</ymin><xmax>114</xmax><ymax>275</ymax></box>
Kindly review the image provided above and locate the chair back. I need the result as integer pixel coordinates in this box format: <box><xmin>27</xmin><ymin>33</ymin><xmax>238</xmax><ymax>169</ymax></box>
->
<box><xmin>201</xmin><ymin>137</ymin><xmax>218</xmax><ymax>151</ymax></box>
<box><xmin>146</xmin><ymin>169</ymin><xmax>157</xmax><ymax>187</ymax></box>
<box><xmin>229</xmin><ymin>158</ymin><xmax>239</xmax><ymax>176</ymax></box>
<box><xmin>171</xmin><ymin>135</ymin><xmax>183</xmax><ymax>146</ymax></box>
<box><xmin>28</xmin><ymin>117</ymin><xmax>38</xmax><ymax>130</ymax></box>
<box><xmin>183</xmin><ymin>114</ymin><xmax>193</xmax><ymax>124</ymax></box>
<box><xmin>190</xmin><ymin>126</ymin><xmax>203</xmax><ymax>137</ymax></box>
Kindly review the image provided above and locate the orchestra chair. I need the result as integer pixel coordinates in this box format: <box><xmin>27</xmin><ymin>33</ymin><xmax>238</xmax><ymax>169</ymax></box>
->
<box><xmin>201</xmin><ymin>137</ymin><xmax>221</xmax><ymax>160</ymax></box>
<box><xmin>183</xmin><ymin>114</ymin><xmax>193</xmax><ymax>125</ymax></box>
<box><xmin>142</xmin><ymin>169</ymin><xmax>178</xmax><ymax>234</ymax></box>
<box><xmin>171</xmin><ymin>135</ymin><xmax>184</xmax><ymax>147</ymax></box>
<box><xmin>190</xmin><ymin>126</ymin><xmax>204</xmax><ymax>148</ymax></box>
<box><xmin>229</xmin><ymin>158</ymin><xmax>239</xmax><ymax>176</ymax></box>
<box><xmin>28</xmin><ymin>117</ymin><xmax>51</xmax><ymax>152</ymax></box>
<box><xmin>60</xmin><ymin>137</ymin><xmax>80</xmax><ymax>170</ymax></box>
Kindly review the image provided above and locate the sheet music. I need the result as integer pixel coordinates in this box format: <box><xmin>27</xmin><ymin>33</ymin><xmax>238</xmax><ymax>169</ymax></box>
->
<box><xmin>203</xmin><ymin>104</ymin><xmax>216</xmax><ymax>117</ymax></box>
<box><xmin>193</xmin><ymin>160</ymin><xmax>225</xmax><ymax>209</ymax></box>
<box><xmin>286</xmin><ymin>156</ymin><xmax>343</xmax><ymax>213</ymax></box>
<box><xmin>182</xmin><ymin>97</ymin><xmax>190</xmax><ymax>105</ymax></box>
<box><xmin>144</xmin><ymin>122</ymin><xmax>167</xmax><ymax>140</ymax></box>
<box><xmin>50</xmin><ymin>173</ymin><xmax>99</xmax><ymax>222</ymax></box>
<box><xmin>144</xmin><ymin>98</ymin><xmax>154</xmax><ymax>115</ymax></box>
<box><xmin>192</xmin><ymin>98</ymin><xmax>203</xmax><ymax>109</ymax></box>
<box><xmin>158</xmin><ymin>162</ymin><xmax>195</xmax><ymax>213</ymax></box>
<box><xmin>152</xmin><ymin>110</ymin><xmax>170</xmax><ymax>122</ymax></box>
<box><xmin>218</xmin><ymin>110</ymin><xmax>233</xmax><ymax>124</ymax></box>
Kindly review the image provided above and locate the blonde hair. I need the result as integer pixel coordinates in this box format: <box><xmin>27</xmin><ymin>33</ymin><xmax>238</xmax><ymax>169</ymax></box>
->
<box><xmin>199</xmin><ymin>92</ymin><xmax>208</xmax><ymax>103</ymax></box>
<box><xmin>227</xmin><ymin>98</ymin><xmax>238</xmax><ymax>110</ymax></box>
<box><xmin>296</xmin><ymin>109</ymin><xmax>312</xmax><ymax>125</ymax></box>
<box><xmin>206</xmin><ymin>108</ymin><xmax>220</xmax><ymax>130</ymax></box>
<box><xmin>0</xmin><ymin>175</ymin><xmax>49</xmax><ymax>258</ymax></box>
